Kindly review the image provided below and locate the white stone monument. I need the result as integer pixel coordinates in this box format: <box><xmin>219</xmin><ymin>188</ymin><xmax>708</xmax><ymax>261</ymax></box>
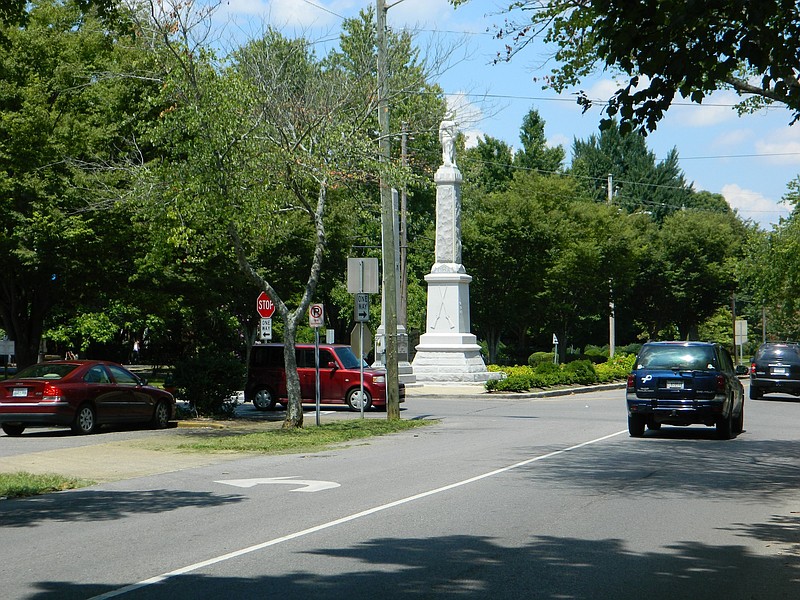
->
<box><xmin>412</xmin><ymin>120</ymin><xmax>492</xmax><ymax>383</ymax></box>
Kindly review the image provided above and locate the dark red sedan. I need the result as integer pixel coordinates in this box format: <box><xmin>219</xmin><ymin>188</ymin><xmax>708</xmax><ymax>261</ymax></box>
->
<box><xmin>0</xmin><ymin>360</ymin><xmax>175</xmax><ymax>436</ymax></box>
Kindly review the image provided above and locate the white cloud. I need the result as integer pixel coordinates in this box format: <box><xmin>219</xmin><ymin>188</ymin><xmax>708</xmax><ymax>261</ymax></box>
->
<box><xmin>215</xmin><ymin>0</ymin><xmax>351</xmax><ymax>28</ymax></box>
<box><xmin>711</xmin><ymin>128</ymin><xmax>752</xmax><ymax>150</ymax></box>
<box><xmin>669</xmin><ymin>90</ymin><xmax>741</xmax><ymax>128</ymax></box>
<box><xmin>755</xmin><ymin>126</ymin><xmax>800</xmax><ymax>165</ymax></box>
<box><xmin>548</xmin><ymin>133</ymin><xmax>569</xmax><ymax>149</ymax></box>
<box><xmin>721</xmin><ymin>183</ymin><xmax>790</xmax><ymax>228</ymax></box>
<box><xmin>385</xmin><ymin>0</ymin><xmax>455</xmax><ymax>26</ymax></box>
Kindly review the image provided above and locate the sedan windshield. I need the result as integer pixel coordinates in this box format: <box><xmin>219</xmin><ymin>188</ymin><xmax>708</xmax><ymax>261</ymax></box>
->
<box><xmin>14</xmin><ymin>363</ymin><xmax>79</xmax><ymax>379</ymax></box>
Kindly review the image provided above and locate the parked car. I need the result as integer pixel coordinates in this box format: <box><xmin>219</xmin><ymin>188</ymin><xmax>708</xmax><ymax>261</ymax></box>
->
<box><xmin>749</xmin><ymin>341</ymin><xmax>800</xmax><ymax>399</ymax></box>
<box><xmin>626</xmin><ymin>341</ymin><xmax>745</xmax><ymax>439</ymax></box>
<box><xmin>244</xmin><ymin>343</ymin><xmax>405</xmax><ymax>411</ymax></box>
<box><xmin>0</xmin><ymin>360</ymin><xmax>175</xmax><ymax>436</ymax></box>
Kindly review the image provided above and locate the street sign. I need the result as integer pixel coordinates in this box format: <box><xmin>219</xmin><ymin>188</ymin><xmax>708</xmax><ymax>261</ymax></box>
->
<box><xmin>355</xmin><ymin>293</ymin><xmax>369</xmax><ymax>322</ymax></box>
<box><xmin>0</xmin><ymin>338</ymin><xmax>14</xmax><ymax>356</ymax></box>
<box><xmin>256</xmin><ymin>291</ymin><xmax>275</xmax><ymax>318</ymax></box>
<box><xmin>351</xmin><ymin>324</ymin><xmax>373</xmax><ymax>359</ymax></box>
<box><xmin>260</xmin><ymin>318</ymin><xmax>272</xmax><ymax>341</ymax></box>
<box><xmin>347</xmin><ymin>258</ymin><xmax>379</xmax><ymax>293</ymax></box>
<box><xmin>309</xmin><ymin>303</ymin><xmax>324</xmax><ymax>328</ymax></box>
<box><xmin>735</xmin><ymin>319</ymin><xmax>748</xmax><ymax>345</ymax></box>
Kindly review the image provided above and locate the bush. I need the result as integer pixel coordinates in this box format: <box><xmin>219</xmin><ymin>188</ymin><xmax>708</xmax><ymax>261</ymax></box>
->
<box><xmin>528</xmin><ymin>352</ymin><xmax>554</xmax><ymax>366</ymax></box>
<box><xmin>486</xmin><ymin>353</ymin><xmax>633</xmax><ymax>392</ymax></box>
<box><xmin>173</xmin><ymin>352</ymin><xmax>245</xmax><ymax>417</ymax></box>
<box><xmin>561</xmin><ymin>360</ymin><xmax>598</xmax><ymax>385</ymax></box>
<box><xmin>595</xmin><ymin>353</ymin><xmax>636</xmax><ymax>382</ymax></box>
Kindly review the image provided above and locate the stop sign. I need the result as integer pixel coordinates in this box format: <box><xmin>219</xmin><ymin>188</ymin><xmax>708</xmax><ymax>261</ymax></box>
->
<box><xmin>256</xmin><ymin>291</ymin><xmax>275</xmax><ymax>318</ymax></box>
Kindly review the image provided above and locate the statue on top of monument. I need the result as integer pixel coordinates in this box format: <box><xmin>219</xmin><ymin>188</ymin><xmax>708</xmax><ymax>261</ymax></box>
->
<box><xmin>439</xmin><ymin>118</ymin><xmax>457</xmax><ymax>168</ymax></box>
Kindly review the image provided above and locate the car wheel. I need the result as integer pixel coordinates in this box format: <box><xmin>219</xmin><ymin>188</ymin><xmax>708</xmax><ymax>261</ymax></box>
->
<box><xmin>733</xmin><ymin>403</ymin><xmax>744</xmax><ymax>434</ymax></box>
<box><xmin>252</xmin><ymin>388</ymin><xmax>276</xmax><ymax>411</ymax></box>
<box><xmin>628</xmin><ymin>414</ymin><xmax>645</xmax><ymax>437</ymax></box>
<box><xmin>716</xmin><ymin>411</ymin><xmax>733</xmax><ymax>440</ymax></box>
<box><xmin>346</xmin><ymin>388</ymin><xmax>372</xmax><ymax>411</ymax></box>
<box><xmin>152</xmin><ymin>401</ymin><xmax>171</xmax><ymax>429</ymax></box>
<box><xmin>72</xmin><ymin>404</ymin><xmax>97</xmax><ymax>435</ymax></box>
<box><xmin>2</xmin><ymin>424</ymin><xmax>25</xmax><ymax>436</ymax></box>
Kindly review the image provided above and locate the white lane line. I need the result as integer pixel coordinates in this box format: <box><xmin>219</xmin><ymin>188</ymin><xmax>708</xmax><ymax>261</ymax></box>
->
<box><xmin>89</xmin><ymin>429</ymin><xmax>628</xmax><ymax>599</ymax></box>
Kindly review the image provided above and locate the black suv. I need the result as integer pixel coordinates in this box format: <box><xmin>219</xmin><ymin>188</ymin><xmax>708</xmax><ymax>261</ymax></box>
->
<box><xmin>749</xmin><ymin>342</ymin><xmax>800</xmax><ymax>399</ymax></box>
<box><xmin>626</xmin><ymin>341</ymin><xmax>745</xmax><ymax>439</ymax></box>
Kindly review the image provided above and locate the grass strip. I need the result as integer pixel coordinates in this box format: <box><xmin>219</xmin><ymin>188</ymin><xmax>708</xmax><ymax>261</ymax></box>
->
<box><xmin>175</xmin><ymin>418</ymin><xmax>434</xmax><ymax>454</ymax></box>
<box><xmin>0</xmin><ymin>471</ymin><xmax>94</xmax><ymax>499</ymax></box>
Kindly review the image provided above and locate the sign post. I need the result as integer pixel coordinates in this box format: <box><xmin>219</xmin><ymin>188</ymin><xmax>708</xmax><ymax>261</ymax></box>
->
<box><xmin>348</xmin><ymin>259</ymin><xmax>378</xmax><ymax>418</ymax></box>
<box><xmin>309</xmin><ymin>303</ymin><xmax>324</xmax><ymax>425</ymax></box>
<box><xmin>735</xmin><ymin>319</ymin><xmax>748</xmax><ymax>365</ymax></box>
<box><xmin>553</xmin><ymin>333</ymin><xmax>559</xmax><ymax>365</ymax></box>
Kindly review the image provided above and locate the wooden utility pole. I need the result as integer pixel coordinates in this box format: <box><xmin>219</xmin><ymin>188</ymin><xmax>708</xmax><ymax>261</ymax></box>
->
<box><xmin>377</xmin><ymin>0</ymin><xmax>400</xmax><ymax>419</ymax></box>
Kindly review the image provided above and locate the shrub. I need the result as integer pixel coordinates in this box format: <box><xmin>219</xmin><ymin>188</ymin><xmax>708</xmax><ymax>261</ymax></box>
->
<box><xmin>528</xmin><ymin>352</ymin><xmax>554</xmax><ymax>367</ymax></box>
<box><xmin>561</xmin><ymin>360</ymin><xmax>598</xmax><ymax>385</ymax></box>
<box><xmin>595</xmin><ymin>353</ymin><xmax>636</xmax><ymax>382</ymax></box>
<box><xmin>173</xmin><ymin>352</ymin><xmax>245</xmax><ymax>417</ymax></box>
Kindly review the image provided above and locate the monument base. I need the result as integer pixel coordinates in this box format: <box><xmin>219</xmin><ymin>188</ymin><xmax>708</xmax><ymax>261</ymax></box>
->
<box><xmin>412</xmin><ymin>332</ymin><xmax>493</xmax><ymax>383</ymax></box>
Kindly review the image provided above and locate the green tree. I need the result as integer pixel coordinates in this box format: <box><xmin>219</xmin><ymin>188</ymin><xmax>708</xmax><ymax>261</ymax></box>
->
<box><xmin>459</xmin><ymin>135</ymin><xmax>515</xmax><ymax>197</ymax></box>
<box><xmin>571</xmin><ymin>123</ymin><xmax>692</xmax><ymax>222</ymax></box>
<box><xmin>739</xmin><ymin>178</ymin><xmax>800</xmax><ymax>340</ymax></box>
<box><xmin>538</xmin><ymin>196</ymin><xmax>641</xmax><ymax>361</ymax></box>
<box><xmin>451</xmin><ymin>0</ymin><xmax>800</xmax><ymax>134</ymax></box>
<box><xmin>0</xmin><ymin>0</ymin><xmax>154</xmax><ymax>368</ymax></box>
<box><xmin>657</xmin><ymin>210</ymin><xmax>745</xmax><ymax>340</ymax></box>
<box><xmin>514</xmin><ymin>108</ymin><xmax>565</xmax><ymax>174</ymax></box>
<box><xmin>463</xmin><ymin>171</ymin><xmax>561</xmax><ymax>363</ymax></box>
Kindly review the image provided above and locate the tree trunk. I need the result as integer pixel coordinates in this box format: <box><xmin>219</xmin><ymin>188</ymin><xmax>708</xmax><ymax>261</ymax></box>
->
<box><xmin>0</xmin><ymin>277</ymin><xmax>52</xmax><ymax>369</ymax></box>
<box><xmin>282</xmin><ymin>322</ymin><xmax>303</xmax><ymax>429</ymax></box>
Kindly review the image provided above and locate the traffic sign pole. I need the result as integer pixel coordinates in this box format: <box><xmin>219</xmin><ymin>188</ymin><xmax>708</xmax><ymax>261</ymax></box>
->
<box><xmin>359</xmin><ymin>322</ymin><xmax>365</xmax><ymax>418</ymax></box>
<box><xmin>314</xmin><ymin>326</ymin><xmax>320</xmax><ymax>426</ymax></box>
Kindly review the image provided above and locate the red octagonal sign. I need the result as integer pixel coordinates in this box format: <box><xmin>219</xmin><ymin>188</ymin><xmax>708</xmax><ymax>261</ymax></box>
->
<box><xmin>256</xmin><ymin>291</ymin><xmax>275</xmax><ymax>318</ymax></box>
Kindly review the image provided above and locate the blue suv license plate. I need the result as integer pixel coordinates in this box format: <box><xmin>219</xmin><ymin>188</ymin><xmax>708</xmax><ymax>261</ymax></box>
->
<box><xmin>666</xmin><ymin>380</ymin><xmax>684</xmax><ymax>390</ymax></box>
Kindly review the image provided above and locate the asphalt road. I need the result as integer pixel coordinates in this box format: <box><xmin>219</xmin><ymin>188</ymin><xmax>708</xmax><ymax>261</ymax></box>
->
<box><xmin>1</xmin><ymin>384</ymin><xmax>799</xmax><ymax>599</ymax></box>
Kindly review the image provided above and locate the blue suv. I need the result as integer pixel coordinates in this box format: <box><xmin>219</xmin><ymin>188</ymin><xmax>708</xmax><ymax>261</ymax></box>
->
<box><xmin>626</xmin><ymin>341</ymin><xmax>745</xmax><ymax>439</ymax></box>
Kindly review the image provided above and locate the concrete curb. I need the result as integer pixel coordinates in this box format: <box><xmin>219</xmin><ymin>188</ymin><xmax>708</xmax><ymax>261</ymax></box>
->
<box><xmin>405</xmin><ymin>382</ymin><xmax>626</xmax><ymax>399</ymax></box>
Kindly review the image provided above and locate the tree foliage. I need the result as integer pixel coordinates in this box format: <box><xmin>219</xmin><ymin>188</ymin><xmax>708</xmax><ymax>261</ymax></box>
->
<box><xmin>570</xmin><ymin>122</ymin><xmax>692</xmax><ymax>221</ymax></box>
<box><xmin>514</xmin><ymin>108</ymin><xmax>565</xmax><ymax>173</ymax></box>
<box><xmin>0</xmin><ymin>0</ymin><xmax>155</xmax><ymax>368</ymax></box>
<box><xmin>451</xmin><ymin>0</ymin><xmax>800</xmax><ymax>134</ymax></box>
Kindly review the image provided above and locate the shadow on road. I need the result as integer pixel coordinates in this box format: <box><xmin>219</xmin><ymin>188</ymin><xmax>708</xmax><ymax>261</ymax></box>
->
<box><xmin>21</xmin><ymin>528</ymin><xmax>800</xmax><ymax>599</ymax></box>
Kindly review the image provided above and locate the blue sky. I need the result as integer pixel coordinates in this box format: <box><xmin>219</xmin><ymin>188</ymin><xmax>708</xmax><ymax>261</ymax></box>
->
<box><xmin>211</xmin><ymin>0</ymin><xmax>800</xmax><ymax>228</ymax></box>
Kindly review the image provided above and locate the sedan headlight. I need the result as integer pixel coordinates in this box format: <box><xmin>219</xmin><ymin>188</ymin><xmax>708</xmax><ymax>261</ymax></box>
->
<box><xmin>373</xmin><ymin>375</ymin><xmax>385</xmax><ymax>383</ymax></box>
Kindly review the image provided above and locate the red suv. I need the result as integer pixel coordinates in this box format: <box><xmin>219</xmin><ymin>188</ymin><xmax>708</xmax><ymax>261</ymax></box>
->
<box><xmin>244</xmin><ymin>344</ymin><xmax>404</xmax><ymax>411</ymax></box>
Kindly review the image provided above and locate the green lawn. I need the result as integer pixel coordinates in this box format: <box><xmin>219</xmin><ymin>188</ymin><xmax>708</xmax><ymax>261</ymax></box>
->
<box><xmin>0</xmin><ymin>472</ymin><xmax>94</xmax><ymax>499</ymax></box>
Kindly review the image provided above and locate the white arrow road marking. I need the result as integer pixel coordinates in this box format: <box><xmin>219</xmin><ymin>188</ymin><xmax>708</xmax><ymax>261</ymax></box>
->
<box><xmin>214</xmin><ymin>476</ymin><xmax>340</xmax><ymax>493</ymax></box>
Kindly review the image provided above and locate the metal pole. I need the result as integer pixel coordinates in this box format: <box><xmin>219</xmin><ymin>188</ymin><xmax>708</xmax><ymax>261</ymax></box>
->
<box><xmin>314</xmin><ymin>326</ymin><xmax>320</xmax><ymax>426</ymax></box>
<box><xmin>377</xmin><ymin>0</ymin><xmax>400</xmax><ymax>419</ymax></box>
<box><xmin>608</xmin><ymin>173</ymin><xmax>615</xmax><ymax>358</ymax></box>
<box><xmin>399</xmin><ymin>123</ymin><xmax>408</xmax><ymax>330</ymax></box>
<box><xmin>360</xmin><ymin>261</ymin><xmax>365</xmax><ymax>419</ymax></box>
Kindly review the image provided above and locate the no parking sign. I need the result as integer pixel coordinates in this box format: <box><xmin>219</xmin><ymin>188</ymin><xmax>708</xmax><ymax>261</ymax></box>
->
<box><xmin>309</xmin><ymin>303</ymin><xmax>324</xmax><ymax>328</ymax></box>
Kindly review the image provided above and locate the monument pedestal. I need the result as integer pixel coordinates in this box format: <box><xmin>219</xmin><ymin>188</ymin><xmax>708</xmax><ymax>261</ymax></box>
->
<box><xmin>412</xmin><ymin>271</ymin><xmax>492</xmax><ymax>383</ymax></box>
